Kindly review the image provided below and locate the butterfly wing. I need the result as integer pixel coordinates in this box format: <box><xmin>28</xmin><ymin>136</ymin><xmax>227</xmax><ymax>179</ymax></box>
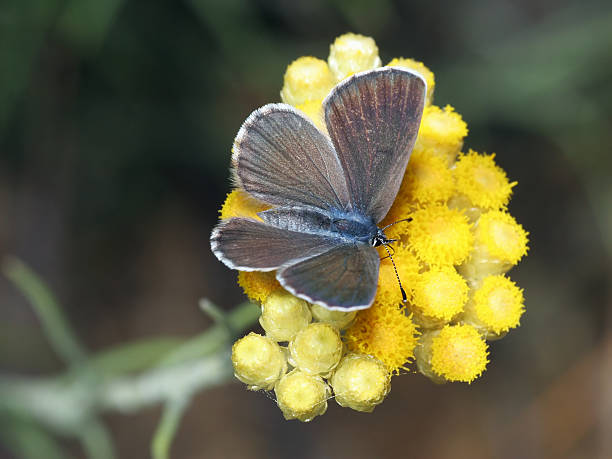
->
<box><xmin>210</xmin><ymin>217</ymin><xmax>341</xmax><ymax>271</ymax></box>
<box><xmin>277</xmin><ymin>243</ymin><xmax>379</xmax><ymax>311</ymax></box>
<box><xmin>233</xmin><ymin>104</ymin><xmax>351</xmax><ymax>212</ymax></box>
<box><xmin>323</xmin><ymin>67</ymin><xmax>426</xmax><ymax>223</ymax></box>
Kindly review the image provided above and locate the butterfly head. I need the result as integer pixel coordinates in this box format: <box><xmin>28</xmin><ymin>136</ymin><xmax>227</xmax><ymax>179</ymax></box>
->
<box><xmin>369</xmin><ymin>228</ymin><xmax>394</xmax><ymax>247</ymax></box>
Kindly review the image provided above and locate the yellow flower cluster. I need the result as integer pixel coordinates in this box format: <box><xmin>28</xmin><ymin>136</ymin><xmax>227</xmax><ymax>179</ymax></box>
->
<box><xmin>223</xmin><ymin>33</ymin><xmax>529</xmax><ymax>421</ymax></box>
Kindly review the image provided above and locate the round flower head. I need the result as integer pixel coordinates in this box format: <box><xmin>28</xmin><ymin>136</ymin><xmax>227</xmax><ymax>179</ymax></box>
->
<box><xmin>232</xmin><ymin>333</ymin><xmax>287</xmax><ymax>390</ymax></box>
<box><xmin>260</xmin><ymin>290</ymin><xmax>312</xmax><ymax>342</ymax></box>
<box><xmin>413</xmin><ymin>105</ymin><xmax>468</xmax><ymax>166</ymax></box>
<box><xmin>387</xmin><ymin>57</ymin><xmax>435</xmax><ymax>105</ymax></box>
<box><xmin>462</xmin><ymin>275</ymin><xmax>525</xmax><ymax>338</ymax></box>
<box><xmin>344</xmin><ymin>300</ymin><xmax>419</xmax><ymax>374</ymax></box>
<box><xmin>311</xmin><ymin>304</ymin><xmax>356</xmax><ymax>330</ymax></box>
<box><xmin>331</xmin><ymin>353</ymin><xmax>391</xmax><ymax>412</ymax></box>
<box><xmin>280</xmin><ymin>56</ymin><xmax>335</xmax><ymax>106</ymax></box>
<box><xmin>393</xmin><ymin>148</ymin><xmax>455</xmax><ymax>209</ymax></box>
<box><xmin>275</xmin><ymin>369</ymin><xmax>331</xmax><ymax>422</ymax></box>
<box><xmin>289</xmin><ymin>323</ymin><xmax>343</xmax><ymax>376</ymax></box>
<box><xmin>451</xmin><ymin>150</ymin><xmax>516</xmax><ymax>216</ymax></box>
<box><xmin>411</xmin><ymin>266</ymin><xmax>469</xmax><ymax>328</ymax></box>
<box><xmin>328</xmin><ymin>33</ymin><xmax>382</xmax><ymax>81</ymax></box>
<box><xmin>460</xmin><ymin>210</ymin><xmax>529</xmax><ymax>281</ymax></box>
<box><xmin>406</xmin><ymin>205</ymin><xmax>473</xmax><ymax>266</ymax></box>
<box><xmin>415</xmin><ymin>325</ymin><xmax>489</xmax><ymax>384</ymax></box>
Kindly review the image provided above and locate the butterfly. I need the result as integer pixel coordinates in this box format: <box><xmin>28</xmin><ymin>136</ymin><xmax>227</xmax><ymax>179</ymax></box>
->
<box><xmin>210</xmin><ymin>67</ymin><xmax>426</xmax><ymax>311</ymax></box>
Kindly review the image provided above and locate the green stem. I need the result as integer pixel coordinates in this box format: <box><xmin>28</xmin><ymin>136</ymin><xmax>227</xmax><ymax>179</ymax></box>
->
<box><xmin>0</xmin><ymin>302</ymin><xmax>259</xmax><ymax>432</ymax></box>
<box><xmin>151</xmin><ymin>397</ymin><xmax>190</xmax><ymax>459</ymax></box>
<box><xmin>2</xmin><ymin>257</ymin><xmax>87</xmax><ymax>366</ymax></box>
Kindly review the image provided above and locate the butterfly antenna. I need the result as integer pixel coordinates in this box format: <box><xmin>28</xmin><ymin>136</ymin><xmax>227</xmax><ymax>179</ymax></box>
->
<box><xmin>381</xmin><ymin>217</ymin><xmax>413</xmax><ymax>231</ymax></box>
<box><xmin>381</xmin><ymin>243</ymin><xmax>407</xmax><ymax>303</ymax></box>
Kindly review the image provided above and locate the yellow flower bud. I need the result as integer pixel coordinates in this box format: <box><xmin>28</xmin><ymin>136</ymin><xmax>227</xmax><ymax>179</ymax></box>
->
<box><xmin>344</xmin><ymin>300</ymin><xmax>418</xmax><ymax>375</ymax></box>
<box><xmin>387</xmin><ymin>57</ymin><xmax>435</xmax><ymax>105</ymax></box>
<box><xmin>232</xmin><ymin>333</ymin><xmax>287</xmax><ymax>390</ymax></box>
<box><xmin>450</xmin><ymin>150</ymin><xmax>516</xmax><ymax>219</ymax></box>
<box><xmin>461</xmin><ymin>275</ymin><xmax>525</xmax><ymax>339</ymax></box>
<box><xmin>260</xmin><ymin>290</ymin><xmax>312</xmax><ymax>342</ymax></box>
<box><xmin>459</xmin><ymin>210</ymin><xmax>529</xmax><ymax>281</ymax></box>
<box><xmin>413</xmin><ymin>105</ymin><xmax>468</xmax><ymax>166</ymax></box>
<box><xmin>415</xmin><ymin>325</ymin><xmax>489</xmax><ymax>384</ymax></box>
<box><xmin>406</xmin><ymin>204</ymin><xmax>473</xmax><ymax>266</ymax></box>
<box><xmin>411</xmin><ymin>267</ymin><xmax>469</xmax><ymax>328</ymax></box>
<box><xmin>330</xmin><ymin>353</ymin><xmax>390</xmax><ymax>412</ymax></box>
<box><xmin>275</xmin><ymin>369</ymin><xmax>331</xmax><ymax>422</ymax></box>
<box><xmin>288</xmin><ymin>323</ymin><xmax>343</xmax><ymax>376</ymax></box>
<box><xmin>311</xmin><ymin>303</ymin><xmax>356</xmax><ymax>330</ymax></box>
<box><xmin>280</xmin><ymin>56</ymin><xmax>335</xmax><ymax>106</ymax></box>
<box><xmin>393</xmin><ymin>148</ymin><xmax>455</xmax><ymax>209</ymax></box>
<box><xmin>328</xmin><ymin>33</ymin><xmax>382</xmax><ymax>81</ymax></box>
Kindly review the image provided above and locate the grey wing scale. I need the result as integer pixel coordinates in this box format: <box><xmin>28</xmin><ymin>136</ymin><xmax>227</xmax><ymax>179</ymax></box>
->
<box><xmin>233</xmin><ymin>104</ymin><xmax>351</xmax><ymax>211</ymax></box>
<box><xmin>258</xmin><ymin>206</ymin><xmax>332</xmax><ymax>234</ymax></box>
<box><xmin>277</xmin><ymin>243</ymin><xmax>380</xmax><ymax>311</ymax></box>
<box><xmin>323</xmin><ymin>67</ymin><xmax>426</xmax><ymax>223</ymax></box>
<box><xmin>210</xmin><ymin>218</ymin><xmax>341</xmax><ymax>271</ymax></box>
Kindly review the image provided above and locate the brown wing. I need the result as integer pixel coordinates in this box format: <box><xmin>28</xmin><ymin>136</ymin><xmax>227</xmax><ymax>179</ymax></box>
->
<box><xmin>323</xmin><ymin>67</ymin><xmax>426</xmax><ymax>222</ymax></box>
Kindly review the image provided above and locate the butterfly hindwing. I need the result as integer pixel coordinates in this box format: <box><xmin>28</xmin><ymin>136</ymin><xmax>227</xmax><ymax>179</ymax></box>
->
<box><xmin>324</xmin><ymin>67</ymin><xmax>426</xmax><ymax>223</ymax></box>
<box><xmin>277</xmin><ymin>242</ymin><xmax>379</xmax><ymax>311</ymax></box>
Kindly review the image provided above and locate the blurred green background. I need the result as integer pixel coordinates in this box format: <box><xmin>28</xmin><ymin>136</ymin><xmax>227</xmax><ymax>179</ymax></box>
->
<box><xmin>1</xmin><ymin>0</ymin><xmax>611</xmax><ymax>458</ymax></box>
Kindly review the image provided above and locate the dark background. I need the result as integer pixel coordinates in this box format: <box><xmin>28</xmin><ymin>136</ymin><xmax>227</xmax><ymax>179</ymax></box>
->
<box><xmin>1</xmin><ymin>0</ymin><xmax>611</xmax><ymax>458</ymax></box>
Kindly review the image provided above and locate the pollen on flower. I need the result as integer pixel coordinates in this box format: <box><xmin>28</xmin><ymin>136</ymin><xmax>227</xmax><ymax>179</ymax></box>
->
<box><xmin>289</xmin><ymin>323</ymin><xmax>343</xmax><ymax>376</ymax></box>
<box><xmin>330</xmin><ymin>353</ymin><xmax>390</xmax><ymax>412</ymax></box>
<box><xmin>275</xmin><ymin>369</ymin><xmax>331</xmax><ymax>422</ymax></box>
<box><xmin>473</xmin><ymin>210</ymin><xmax>529</xmax><ymax>266</ymax></box>
<box><xmin>406</xmin><ymin>205</ymin><xmax>473</xmax><ymax>266</ymax></box>
<box><xmin>416</xmin><ymin>325</ymin><xmax>489</xmax><ymax>383</ymax></box>
<box><xmin>394</xmin><ymin>148</ymin><xmax>455</xmax><ymax>208</ymax></box>
<box><xmin>280</xmin><ymin>56</ymin><xmax>335</xmax><ymax>107</ymax></box>
<box><xmin>464</xmin><ymin>275</ymin><xmax>525</xmax><ymax>337</ymax></box>
<box><xmin>220</xmin><ymin>189</ymin><xmax>270</xmax><ymax>221</ymax></box>
<box><xmin>344</xmin><ymin>300</ymin><xmax>419</xmax><ymax>374</ymax></box>
<box><xmin>413</xmin><ymin>105</ymin><xmax>468</xmax><ymax>166</ymax></box>
<box><xmin>260</xmin><ymin>290</ymin><xmax>312</xmax><ymax>342</ymax></box>
<box><xmin>387</xmin><ymin>57</ymin><xmax>435</xmax><ymax>105</ymax></box>
<box><xmin>328</xmin><ymin>33</ymin><xmax>382</xmax><ymax>81</ymax></box>
<box><xmin>237</xmin><ymin>271</ymin><xmax>281</xmax><ymax>304</ymax></box>
<box><xmin>452</xmin><ymin>150</ymin><xmax>517</xmax><ymax>212</ymax></box>
<box><xmin>411</xmin><ymin>267</ymin><xmax>469</xmax><ymax>325</ymax></box>
<box><xmin>232</xmin><ymin>332</ymin><xmax>287</xmax><ymax>390</ymax></box>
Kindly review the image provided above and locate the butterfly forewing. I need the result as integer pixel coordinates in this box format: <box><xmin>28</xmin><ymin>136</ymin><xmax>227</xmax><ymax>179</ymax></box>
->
<box><xmin>233</xmin><ymin>104</ymin><xmax>351</xmax><ymax>212</ymax></box>
<box><xmin>277</xmin><ymin>243</ymin><xmax>379</xmax><ymax>310</ymax></box>
<box><xmin>324</xmin><ymin>67</ymin><xmax>426</xmax><ymax>223</ymax></box>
